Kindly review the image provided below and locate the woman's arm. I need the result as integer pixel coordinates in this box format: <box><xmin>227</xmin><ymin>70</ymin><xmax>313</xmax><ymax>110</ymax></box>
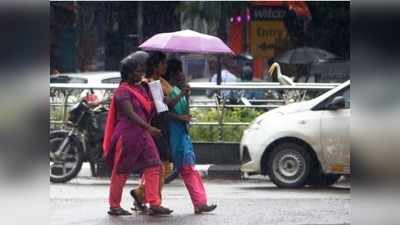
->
<box><xmin>122</xmin><ymin>100</ymin><xmax>160</xmax><ymax>136</ymax></box>
<box><xmin>168</xmin><ymin>112</ymin><xmax>191</xmax><ymax>123</ymax></box>
<box><xmin>164</xmin><ymin>92</ymin><xmax>184</xmax><ymax>108</ymax></box>
<box><xmin>164</xmin><ymin>85</ymin><xmax>190</xmax><ymax>108</ymax></box>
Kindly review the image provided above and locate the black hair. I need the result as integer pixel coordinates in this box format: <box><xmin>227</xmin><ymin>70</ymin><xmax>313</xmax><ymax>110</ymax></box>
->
<box><xmin>145</xmin><ymin>51</ymin><xmax>166</xmax><ymax>77</ymax></box>
<box><xmin>120</xmin><ymin>51</ymin><xmax>149</xmax><ymax>82</ymax></box>
<box><xmin>165</xmin><ymin>57</ymin><xmax>182</xmax><ymax>82</ymax></box>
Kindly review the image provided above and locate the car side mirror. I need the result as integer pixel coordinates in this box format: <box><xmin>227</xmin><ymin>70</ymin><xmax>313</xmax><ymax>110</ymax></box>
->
<box><xmin>327</xmin><ymin>96</ymin><xmax>345</xmax><ymax>110</ymax></box>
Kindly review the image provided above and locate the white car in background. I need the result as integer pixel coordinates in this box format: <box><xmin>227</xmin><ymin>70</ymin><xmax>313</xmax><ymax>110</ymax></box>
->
<box><xmin>240</xmin><ymin>80</ymin><xmax>350</xmax><ymax>188</ymax></box>
<box><xmin>50</xmin><ymin>71</ymin><xmax>121</xmax><ymax>84</ymax></box>
<box><xmin>50</xmin><ymin>72</ymin><xmax>121</xmax><ymax>101</ymax></box>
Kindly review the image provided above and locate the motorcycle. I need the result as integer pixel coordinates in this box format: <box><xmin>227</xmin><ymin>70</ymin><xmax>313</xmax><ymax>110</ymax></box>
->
<box><xmin>50</xmin><ymin>99</ymin><xmax>109</xmax><ymax>183</ymax></box>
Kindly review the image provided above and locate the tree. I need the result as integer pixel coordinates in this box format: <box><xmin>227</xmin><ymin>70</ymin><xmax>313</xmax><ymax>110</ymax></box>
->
<box><xmin>176</xmin><ymin>2</ymin><xmax>248</xmax><ymax>40</ymax></box>
<box><xmin>305</xmin><ymin>2</ymin><xmax>350</xmax><ymax>59</ymax></box>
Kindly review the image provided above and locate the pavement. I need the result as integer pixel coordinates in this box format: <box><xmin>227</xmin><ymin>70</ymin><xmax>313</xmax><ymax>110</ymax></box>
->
<box><xmin>50</xmin><ymin>170</ymin><xmax>350</xmax><ymax>225</ymax></box>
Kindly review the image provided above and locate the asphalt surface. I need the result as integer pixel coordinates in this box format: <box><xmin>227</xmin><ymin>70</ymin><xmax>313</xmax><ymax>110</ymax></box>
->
<box><xmin>50</xmin><ymin>175</ymin><xmax>350</xmax><ymax>225</ymax></box>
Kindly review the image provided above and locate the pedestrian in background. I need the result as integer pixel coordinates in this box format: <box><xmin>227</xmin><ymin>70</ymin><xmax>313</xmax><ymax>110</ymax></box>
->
<box><xmin>241</xmin><ymin>61</ymin><xmax>253</xmax><ymax>81</ymax></box>
<box><xmin>165</xmin><ymin>57</ymin><xmax>217</xmax><ymax>214</ymax></box>
<box><xmin>209</xmin><ymin>57</ymin><xmax>240</xmax><ymax>103</ymax></box>
<box><xmin>103</xmin><ymin>51</ymin><xmax>172</xmax><ymax>216</ymax></box>
<box><xmin>81</xmin><ymin>88</ymin><xmax>101</xmax><ymax>107</ymax></box>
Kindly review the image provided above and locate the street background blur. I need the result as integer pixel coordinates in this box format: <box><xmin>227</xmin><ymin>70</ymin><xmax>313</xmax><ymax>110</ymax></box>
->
<box><xmin>50</xmin><ymin>1</ymin><xmax>349</xmax><ymax>83</ymax></box>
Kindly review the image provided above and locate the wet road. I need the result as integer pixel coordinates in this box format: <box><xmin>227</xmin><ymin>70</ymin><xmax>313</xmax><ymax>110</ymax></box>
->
<box><xmin>50</xmin><ymin>177</ymin><xmax>350</xmax><ymax>225</ymax></box>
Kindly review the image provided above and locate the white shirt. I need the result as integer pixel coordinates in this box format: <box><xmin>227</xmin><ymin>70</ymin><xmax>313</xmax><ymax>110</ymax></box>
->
<box><xmin>210</xmin><ymin>69</ymin><xmax>238</xmax><ymax>98</ymax></box>
<box><xmin>211</xmin><ymin>69</ymin><xmax>238</xmax><ymax>83</ymax></box>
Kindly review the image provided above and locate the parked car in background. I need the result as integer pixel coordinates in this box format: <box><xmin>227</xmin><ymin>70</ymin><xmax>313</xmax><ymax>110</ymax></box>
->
<box><xmin>50</xmin><ymin>71</ymin><xmax>121</xmax><ymax>101</ymax></box>
<box><xmin>50</xmin><ymin>71</ymin><xmax>121</xmax><ymax>84</ymax></box>
<box><xmin>240</xmin><ymin>80</ymin><xmax>350</xmax><ymax>188</ymax></box>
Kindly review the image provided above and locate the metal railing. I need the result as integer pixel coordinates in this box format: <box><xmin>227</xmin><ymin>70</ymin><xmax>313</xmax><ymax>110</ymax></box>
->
<box><xmin>50</xmin><ymin>82</ymin><xmax>340</xmax><ymax>90</ymax></box>
<box><xmin>50</xmin><ymin>82</ymin><xmax>339</xmax><ymax>142</ymax></box>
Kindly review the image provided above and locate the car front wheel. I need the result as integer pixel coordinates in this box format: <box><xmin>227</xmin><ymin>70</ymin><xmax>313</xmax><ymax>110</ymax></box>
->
<box><xmin>267</xmin><ymin>143</ymin><xmax>311</xmax><ymax>188</ymax></box>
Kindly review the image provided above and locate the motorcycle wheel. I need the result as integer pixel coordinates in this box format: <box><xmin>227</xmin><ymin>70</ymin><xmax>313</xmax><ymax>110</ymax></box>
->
<box><xmin>50</xmin><ymin>132</ymin><xmax>84</xmax><ymax>183</ymax></box>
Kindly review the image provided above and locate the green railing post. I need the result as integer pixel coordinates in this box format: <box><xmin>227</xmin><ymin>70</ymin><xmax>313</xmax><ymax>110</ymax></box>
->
<box><xmin>62</xmin><ymin>91</ymin><xmax>70</xmax><ymax>125</ymax></box>
<box><xmin>216</xmin><ymin>96</ymin><xmax>225</xmax><ymax>143</ymax></box>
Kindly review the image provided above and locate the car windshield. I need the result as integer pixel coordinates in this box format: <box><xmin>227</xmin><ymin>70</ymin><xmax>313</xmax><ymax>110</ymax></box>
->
<box><xmin>310</xmin><ymin>81</ymin><xmax>350</xmax><ymax>104</ymax></box>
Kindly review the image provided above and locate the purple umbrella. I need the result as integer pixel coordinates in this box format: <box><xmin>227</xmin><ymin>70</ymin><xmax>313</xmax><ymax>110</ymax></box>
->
<box><xmin>139</xmin><ymin>29</ymin><xmax>234</xmax><ymax>54</ymax></box>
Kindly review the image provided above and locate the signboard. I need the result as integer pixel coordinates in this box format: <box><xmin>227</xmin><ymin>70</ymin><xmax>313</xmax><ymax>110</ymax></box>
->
<box><xmin>251</xmin><ymin>21</ymin><xmax>287</xmax><ymax>58</ymax></box>
<box><xmin>251</xmin><ymin>6</ymin><xmax>288</xmax><ymax>20</ymax></box>
<box><xmin>250</xmin><ymin>6</ymin><xmax>288</xmax><ymax>58</ymax></box>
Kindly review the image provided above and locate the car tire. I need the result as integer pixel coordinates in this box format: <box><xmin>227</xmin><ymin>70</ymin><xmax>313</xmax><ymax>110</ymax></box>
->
<box><xmin>267</xmin><ymin>142</ymin><xmax>312</xmax><ymax>188</ymax></box>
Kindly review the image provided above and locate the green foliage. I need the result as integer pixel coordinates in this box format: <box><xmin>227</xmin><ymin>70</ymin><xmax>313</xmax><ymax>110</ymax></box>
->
<box><xmin>306</xmin><ymin>2</ymin><xmax>350</xmax><ymax>59</ymax></box>
<box><xmin>189</xmin><ymin>107</ymin><xmax>263</xmax><ymax>143</ymax></box>
<box><xmin>223</xmin><ymin>107</ymin><xmax>262</xmax><ymax>123</ymax></box>
<box><xmin>189</xmin><ymin>108</ymin><xmax>220</xmax><ymax>142</ymax></box>
<box><xmin>177</xmin><ymin>2</ymin><xmax>248</xmax><ymax>24</ymax></box>
<box><xmin>50</xmin><ymin>104</ymin><xmax>264</xmax><ymax>143</ymax></box>
<box><xmin>50</xmin><ymin>106</ymin><xmax>66</xmax><ymax>130</ymax></box>
<box><xmin>176</xmin><ymin>1</ymin><xmax>248</xmax><ymax>39</ymax></box>
<box><xmin>50</xmin><ymin>106</ymin><xmax>64</xmax><ymax>122</ymax></box>
<box><xmin>189</xmin><ymin>124</ymin><xmax>220</xmax><ymax>143</ymax></box>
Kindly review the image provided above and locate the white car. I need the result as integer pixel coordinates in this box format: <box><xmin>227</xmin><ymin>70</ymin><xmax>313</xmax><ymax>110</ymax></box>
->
<box><xmin>50</xmin><ymin>72</ymin><xmax>121</xmax><ymax>101</ymax></box>
<box><xmin>50</xmin><ymin>71</ymin><xmax>121</xmax><ymax>84</ymax></box>
<box><xmin>240</xmin><ymin>80</ymin><xmax>350</xmax><ymax>188</ymax></box>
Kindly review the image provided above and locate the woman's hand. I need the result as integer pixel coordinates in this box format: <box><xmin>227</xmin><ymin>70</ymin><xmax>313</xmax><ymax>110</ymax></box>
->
<box><xmin>166</xmin><ymin>84</ymin><xmax>191</xmax><ymax>108</ymax></box>
<box><xmin>179</xmin><ymin>115</ymin><xmax>192</xmax><ymax>123</ymax></box>
<box><xmin>180</xmin><ymin>84</ymin><xmax>191</xmax><ymax>96</ymax></box>
<box><xmin>147</xmin><ymin>126</ymin><xmax>161</xmax><ymax>137</ymax></box>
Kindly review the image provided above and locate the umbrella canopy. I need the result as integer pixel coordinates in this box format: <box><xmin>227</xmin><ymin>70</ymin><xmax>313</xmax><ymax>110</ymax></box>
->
<box><xmin>277</xmin><ymin>47</ymin><xmax>338</xmax><ymax>64</ymax></box>
<box><xmin>139</xmin><ymin>29</ymin><xmax>234</xmax><ymax>54</ymax></box>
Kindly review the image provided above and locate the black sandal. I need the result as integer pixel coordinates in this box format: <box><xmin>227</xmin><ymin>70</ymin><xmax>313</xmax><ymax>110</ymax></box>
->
<box><xmin>194</xmin><ymin>204</ymin><xmax>217</xmax><ymax>214</ymax></box>
<box><xmin>107</xmin><ymin>207</ymin><xmax>132</xmax><ymax>216</ymax></box>
<box><xmin>130</xmin><ymin>189</ymin><xmax>147</xmax><ymax>211</ymax></box>
<box><xmin>149</xmin><ymin>206</ymin><xmax>173</xmax><ymax>216</ymax></box>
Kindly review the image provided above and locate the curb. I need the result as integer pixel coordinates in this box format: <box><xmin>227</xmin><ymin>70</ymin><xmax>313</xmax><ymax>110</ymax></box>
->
<box><xmin>79</xmin><ymin>163</ymin><xmax>242</xmax><ymax>179</ymax></box>
<box><xmin>203</xmin><ymin>164</ymin><xmax>241</xmax><ymax>179</ymax></box>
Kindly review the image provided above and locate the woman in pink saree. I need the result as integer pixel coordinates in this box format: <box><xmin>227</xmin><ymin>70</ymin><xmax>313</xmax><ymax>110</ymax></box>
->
<box><xmin>103</xmin><ymin>51</ymin><xmax>172</xmax><ymax>216</ymax></box>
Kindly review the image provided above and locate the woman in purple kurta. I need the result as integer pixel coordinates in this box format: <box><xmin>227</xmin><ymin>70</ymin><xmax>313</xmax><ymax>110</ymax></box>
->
<box><xmin>103</xmin><ymin>51</ymin><xmax>173</xmax><ymax>216</ymax></box>
<box><xmin>106</xmin><ymin>83</ymin><xmax>161</xmax><ymax>174</ymax></box>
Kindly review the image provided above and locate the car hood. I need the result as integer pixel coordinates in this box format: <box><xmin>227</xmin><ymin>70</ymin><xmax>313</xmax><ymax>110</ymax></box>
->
<box><xmin>269</xmin><ymin>100</ymin><xmax>313</xmax><ymax>115</ymax></box>
<box><xmin>252</xmin><ymin>101</ymin><xmax>311</xmax><ymax>123</ymax></box>
<box><xmin>248</xmin><ymin>100</ymin><xmax>315</xmax><ymax>129</ymax></box>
